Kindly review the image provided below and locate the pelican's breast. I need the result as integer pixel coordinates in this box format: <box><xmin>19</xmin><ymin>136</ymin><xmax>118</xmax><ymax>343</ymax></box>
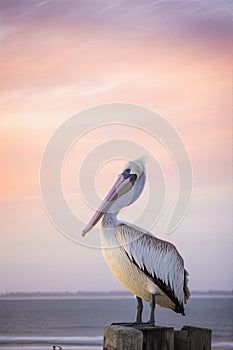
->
<box><xmin>100</xmin><ymin>227</ymin><xmax>161</xmax><ymax>302</ymax></box>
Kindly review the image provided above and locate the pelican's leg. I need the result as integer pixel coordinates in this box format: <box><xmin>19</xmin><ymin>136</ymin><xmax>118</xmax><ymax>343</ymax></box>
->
<box><xmin>135</xmin><ymin>296</ymin><xmax>143</xmax><ymax>323</ymax></box>
<box><xmin>149</xmin><ymin>293</ymin><xmax>156</xmax><ymax>324</ymax></box>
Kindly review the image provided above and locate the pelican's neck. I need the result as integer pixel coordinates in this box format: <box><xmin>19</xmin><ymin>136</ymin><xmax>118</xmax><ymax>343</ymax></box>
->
<box><xmin>102</xmin><ymin>212</ymin><xmax>118</xmax><ymax>229</ymax></box>
<box><xmin>101</xmin><ymin>171</ymin><xmax>146</xmax><ymax>231</ymax></box>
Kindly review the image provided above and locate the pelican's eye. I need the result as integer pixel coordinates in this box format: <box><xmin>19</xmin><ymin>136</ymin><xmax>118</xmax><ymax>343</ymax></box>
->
<box><xmin>122</xmin><ymin>168</ymin><xmax>131</xmax><ymax>179</ymax></box>
<box><xmin>129</xmin><ymin>174</ymin><xmax>137</xmax><ymax>184</ymax></box>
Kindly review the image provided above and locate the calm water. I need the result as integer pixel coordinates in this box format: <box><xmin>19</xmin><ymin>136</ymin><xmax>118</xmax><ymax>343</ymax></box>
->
<box><xmin>0</xmin><ymin>297</ymin><xmax>232</xmax><ymax>349</ymax></box>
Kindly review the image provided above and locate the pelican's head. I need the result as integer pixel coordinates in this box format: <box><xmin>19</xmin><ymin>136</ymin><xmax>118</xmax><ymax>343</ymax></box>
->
<box><xmin>81</xmin><ymin>158</ymin><xmax>146</xmax><ymax>236</ymax></box>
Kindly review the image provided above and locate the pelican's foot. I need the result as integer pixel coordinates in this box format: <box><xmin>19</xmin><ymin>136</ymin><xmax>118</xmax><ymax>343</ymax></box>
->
<box><xmin>132</xmin><ymin>321</ymin><xmax>143</xmax><ymax>325</ymax></box>
<box><xmin>132</xmin><ymin>321</ymin><xmax>155</xmax><ymax>326</ymax></box>
<box><xmin>145</xmin><ymin>320</ymin><xmax>155</xmax><ymax>325</ymax></box>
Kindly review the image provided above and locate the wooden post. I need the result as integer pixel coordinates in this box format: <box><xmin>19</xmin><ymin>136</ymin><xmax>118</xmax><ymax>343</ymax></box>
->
<box><xmin>174</xmin><ymin>326</ymin><xmax>212</xmax><ymax>350</ymax></box>
<box><xmin>133</xmin><ymin>325</ymin><xmax>174</xmax><ymax>350</ymax></box>
<box><xmin>104</xmin><ymin>324</ymin><xmax>212</xmax><ymax>350</ymax></box>
<box><xmin>104</xmin><ymin>325</ymin><xmax>143</xmax><ymax>350</ymax></box>
<box><xmin>105</xmin><ymin>324</ymin><xmax>174</xmax><ymax>350</ymax></box>
<box><xmin>174</xmin><ymin>328</ymin><xmax>189</xmax><ymax>349</ymax></box>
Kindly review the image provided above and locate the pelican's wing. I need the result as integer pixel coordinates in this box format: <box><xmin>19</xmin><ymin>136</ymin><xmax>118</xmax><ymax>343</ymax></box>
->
<box><xmin>116</xmin><ymin>223</ymin><xmax>190</xmax><ymax>315</ymax></box>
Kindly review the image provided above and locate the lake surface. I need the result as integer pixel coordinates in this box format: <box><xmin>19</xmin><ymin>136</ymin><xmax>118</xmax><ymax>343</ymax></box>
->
<box><xmin>0</xmin><ymin>297</ymin><xmax>232</xmax><ymax>349</ymax></box>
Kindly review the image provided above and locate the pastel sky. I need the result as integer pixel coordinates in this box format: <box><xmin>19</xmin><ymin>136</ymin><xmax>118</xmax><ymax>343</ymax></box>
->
<box><xmin>0</xmin><ymin>0</ymin><xmax>232</xmax><ymax>293</ymax></box>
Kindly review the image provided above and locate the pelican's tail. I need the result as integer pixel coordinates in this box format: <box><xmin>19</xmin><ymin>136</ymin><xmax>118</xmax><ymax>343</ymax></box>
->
<box><xmin>184</xmin><ymin>269</ymin><xmax>191</xmax><ymax>303</ymax></box>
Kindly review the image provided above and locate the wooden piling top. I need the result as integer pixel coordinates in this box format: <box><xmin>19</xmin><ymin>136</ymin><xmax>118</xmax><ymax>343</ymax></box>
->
<box><xmin>104</xmin><ymin>325</ymin><xmax>143</xmax><ymax>350</ymax></box>
<box><xmin>104</xmin><ymin>324</ymin><xmax>212</xmax><ymax>350</ymax></box>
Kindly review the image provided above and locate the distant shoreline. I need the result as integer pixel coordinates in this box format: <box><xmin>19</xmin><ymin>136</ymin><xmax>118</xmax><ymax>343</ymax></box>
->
<box><xmin>0</xmin><ymin>290</ymin><xmax>232</xmax><ymax>300</ymax></box>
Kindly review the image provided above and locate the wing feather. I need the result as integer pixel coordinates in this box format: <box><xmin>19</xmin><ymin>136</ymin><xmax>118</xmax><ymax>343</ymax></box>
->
<box><xmin>116</xmin><ymin>223</ymin><xmax>190</xmax><ymax>315</ymax></box>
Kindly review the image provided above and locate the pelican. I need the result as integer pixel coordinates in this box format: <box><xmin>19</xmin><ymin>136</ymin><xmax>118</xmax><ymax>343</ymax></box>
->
<box><xmin>81</xmin><ymin>158</ymin><xmax>190</xmax><ymax>324</ymax></box>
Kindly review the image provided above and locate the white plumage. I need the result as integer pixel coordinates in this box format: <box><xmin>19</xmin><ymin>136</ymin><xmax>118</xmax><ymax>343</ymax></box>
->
<box><xmin>82</xmin><ymin>158</ymin><xmax>190</xmax><ymax>323</ymax></box>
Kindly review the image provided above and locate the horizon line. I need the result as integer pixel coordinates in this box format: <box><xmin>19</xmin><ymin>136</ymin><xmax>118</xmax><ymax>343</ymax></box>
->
<box><xmin>0</xmin><ymin>289</ymin><xmax>232</xmax><ymax>296</ymax></box>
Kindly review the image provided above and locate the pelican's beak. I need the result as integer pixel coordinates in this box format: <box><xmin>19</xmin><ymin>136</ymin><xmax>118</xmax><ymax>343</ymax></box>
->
<box><xmin>81</xmin><ymin>175</ymin><xmax>132</xmax><ymax>237</ymax></box>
